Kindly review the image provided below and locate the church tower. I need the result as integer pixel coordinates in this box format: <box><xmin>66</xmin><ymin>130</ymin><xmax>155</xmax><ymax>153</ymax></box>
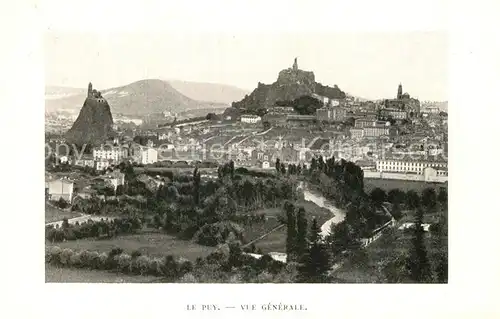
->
<box><xmin>88</xmin><ymin>82</ymin><xmax>93</xmax><ymax>98</ymax></box>
<box><xmin>293</xmin><ymin>57</ymin><xmax>298</xmax><ymax>71</ymax></box>
<box><xmin>397</xmin><ymin>83</ymin><xmax>403</xmax><ymax>100</ymax></box>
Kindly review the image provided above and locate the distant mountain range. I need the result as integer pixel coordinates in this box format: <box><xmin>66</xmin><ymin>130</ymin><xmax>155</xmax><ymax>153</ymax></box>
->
<box><xmin>45</xmin><ymin>79</ymin><xmax>249</xmax><ymax>116</ymax></box>
<box><xmin>168</xmin><ymin>80</ymin><xmax>249</xmax><ymax>105</ymax></box>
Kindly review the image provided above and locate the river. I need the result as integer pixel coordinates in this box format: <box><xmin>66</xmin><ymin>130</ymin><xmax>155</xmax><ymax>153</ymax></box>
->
<box><xmin>298</xmin><ymin>182</ymin><xmax>346</xmax><ymax>237</ymax></box>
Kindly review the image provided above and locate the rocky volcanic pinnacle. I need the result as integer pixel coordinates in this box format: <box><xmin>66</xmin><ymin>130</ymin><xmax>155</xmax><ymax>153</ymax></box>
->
<box><xmin>65</xmin><ymin>82</ymin><xmax>115</xmax><ymax>145</ymax></box>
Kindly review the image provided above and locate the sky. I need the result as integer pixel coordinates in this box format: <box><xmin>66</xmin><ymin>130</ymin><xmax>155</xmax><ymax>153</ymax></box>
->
<box><xmin>45</xmin><ymin>32</ymin><xmax>448</xmax><ymax>101</ymax></box>
<box><xmin>42</xmin><ymin>0</ymin><xmax>448</xmax><ymax>101</ymax></box>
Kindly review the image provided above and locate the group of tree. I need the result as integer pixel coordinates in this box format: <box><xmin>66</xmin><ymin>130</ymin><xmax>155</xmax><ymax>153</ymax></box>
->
<box><xmin>283</xmin><ymin>201</ymin><xmax>330</xmax><ymax>282</ymax></box>
<box><xmin>45</xmin><ymin>216</ymin><xmax>142</xmax><ymax>242</ymax></box>
<box><xmin>46</xmin><ymin>240</ymin><xmax>298</xmax><ymax>283</ymax></box>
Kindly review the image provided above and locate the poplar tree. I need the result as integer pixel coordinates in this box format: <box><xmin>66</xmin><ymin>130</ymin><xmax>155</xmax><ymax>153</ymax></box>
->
<box><xmin>284</xmin><ymin>201</ymin><xmax>297</xmax><ymax>262</ymax></box>
<box><xmin>407</xmin><ymin>208</ymin><xmax>432</xmax><ymax>282</ymax></box>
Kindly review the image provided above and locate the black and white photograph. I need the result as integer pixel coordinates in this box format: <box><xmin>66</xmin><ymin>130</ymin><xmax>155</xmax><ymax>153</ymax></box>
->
<box><xmin>5</xmin><ymin>0</ymin><xmax>500</xmax><ymax>318</ymax></box>
<box><xmin>44</xmin><ymin>31</ymin><xmax>449</xmax><ymax>284</ymax></box>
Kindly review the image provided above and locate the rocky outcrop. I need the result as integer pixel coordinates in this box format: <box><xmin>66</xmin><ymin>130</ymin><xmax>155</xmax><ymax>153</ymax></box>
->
<box><xmin>231</xmin><ymin>58</ymin><xmax>346</xmax><ymax>112</ymax></box>
<box><xmin>65</xmin><ymin>83</ymin><xmax>115</xmax><ymax>145</ymax></box>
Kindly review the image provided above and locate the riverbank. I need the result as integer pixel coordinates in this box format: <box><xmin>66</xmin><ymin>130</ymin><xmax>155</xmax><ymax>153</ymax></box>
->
<box><xmin>300</xmin><ymin>182</ymin><xmax>346</xmax><ymax>237</ymax></box>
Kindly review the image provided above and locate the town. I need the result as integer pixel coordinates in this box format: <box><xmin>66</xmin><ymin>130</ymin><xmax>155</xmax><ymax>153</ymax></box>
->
<box><xmin>45</xmin><ymin>58</ymin><xmax>448</xmax><ymax>284</ymax></box>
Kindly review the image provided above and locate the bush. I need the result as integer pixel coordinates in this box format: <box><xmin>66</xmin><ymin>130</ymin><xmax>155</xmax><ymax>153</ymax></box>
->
<box><xmin>255</xmin><ymin>271</ymin><xmax>274</xmax><ymax>283</ymax></box>
<box><xmin>69</xmin><ymin>251</ymin><xmax>83</xmax><ymax>268</ymax></box>
<box><xmin>179</xmin><ymin>273</ymin><xmax>198</xmax><ymax>283</ymax></box>
<box><xmin>117</xmin><ymin>253</ymin><xmax>132</xmax><ymax>272</ymax></box>
<box><xmin>134</xmin><ymin>255</ymin><xmax>151</xmax><ymax>275</ymax></box>
<box><xmin>60</xmin><ymin>248</ymin><xmax>74</xmax><ymax>266</ymax></box>
<box><xmin>192</xmin><ymin>222</ymin><xmax>244</xmax><ymax>247</ymax></box>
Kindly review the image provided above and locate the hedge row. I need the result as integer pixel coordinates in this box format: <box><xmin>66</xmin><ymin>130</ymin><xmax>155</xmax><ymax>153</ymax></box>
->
<box><xmin>45</xmin><ymin>217</ymin><xmax>142</xmax><ymax>243</ymax></box>
<box><xmin>45</xmin><ymin>246</ymin><xmax>193</xmax><ymax>278</ymax></box>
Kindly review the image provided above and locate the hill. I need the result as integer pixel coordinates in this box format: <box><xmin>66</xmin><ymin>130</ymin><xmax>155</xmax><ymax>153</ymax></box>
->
<box><xmin>168</xmin><ymin>80</ymin><xmax>249</xmax><ymax>105</ymax></box>
<box><xmin>230</xmin><ymin>58</ymin><xmax>346</xmax><ymax>113</ymax></box>
<box><xmin>65</xmin><ymin>83</ymin><xmax>115</xmax><ymax>145</ymax></box>
<box><xmin>46</xmin><ymin>80</ymin><xmax>229</xmax><ymax>117</ymax></box>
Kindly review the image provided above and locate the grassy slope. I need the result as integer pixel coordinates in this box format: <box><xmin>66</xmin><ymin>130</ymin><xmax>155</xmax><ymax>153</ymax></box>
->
<box><xmin>45</xmin><ymin>203</ymin><xmax>81</xmax><ymax>223</ymax></box>
<box><xmin>45</xmin><ymin>264</ymin><xmax>158</xmax><ymax>283</ymax></box>
<box><xmin>364</xmin><ymin>178</ymin><xmax>447</xmax><ymax>193</ymax></box>
<box><xmin>248</xmin><ymin>199</ymin><xmax>335</xmax><ymax>253</ymax></box>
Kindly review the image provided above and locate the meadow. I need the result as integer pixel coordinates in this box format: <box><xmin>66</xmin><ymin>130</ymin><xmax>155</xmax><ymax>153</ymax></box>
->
<box><xmin>45</xmin><ymin>203</ymin><xmax>81</xmax><ymax>223</ymax></box>
<box><xmin>364</xmin><ymin>178</ymin><xmax>447</xmax><ymax>193</ymax></box>
<box><xmin>46</xmin><ymin>264</ymin><xmax>158</xmax><ymax>283</ymax></box>
<box><xmin>47</xmin><ymin>231</ymin><xmax>215</xmax><ymax>262</ymax></box>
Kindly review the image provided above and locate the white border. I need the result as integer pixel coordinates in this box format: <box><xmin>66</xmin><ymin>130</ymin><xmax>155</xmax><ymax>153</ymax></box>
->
<box><xmin>2</xmin><ymin>0</ymin><xmax>500</xmax><ymax>318</ymax></box>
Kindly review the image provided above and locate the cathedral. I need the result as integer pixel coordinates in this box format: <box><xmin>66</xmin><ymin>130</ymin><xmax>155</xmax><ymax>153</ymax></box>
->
<box><xmin>384</xmin><ymin>83</ymin><xmax>420</xmax><ymax>116</ymax></box>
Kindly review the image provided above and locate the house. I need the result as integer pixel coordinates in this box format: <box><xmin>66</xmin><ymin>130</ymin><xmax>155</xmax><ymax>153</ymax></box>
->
<box><xmin>262</xmin><ymin>161</ymin><xmax>270</xmax><ymax>169</ymax></box>
<box><xmin>47</xmin><ymin>178</ymin><xmax>74</xmax><ymax>204</ymax></box>
<box><xmin>240</xmin><ymin>114</ymin><xmax>262</xmax><ymax>124</ymax></box>
<box><xmin>74</xmin><ymin>155</ymin><xmax>95</xmax><ymax>168</ymax></box>
<box><xmin>102</xmin><ymin>171</ymin><xmax>125</xmax><ymax>190</ymax></box>
<box><xmin>141</xmin><ymin>147</ymin><xmax>158</xmax><ymax>165</ymax></box>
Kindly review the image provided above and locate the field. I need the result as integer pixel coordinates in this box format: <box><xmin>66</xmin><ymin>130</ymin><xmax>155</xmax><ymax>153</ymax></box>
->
<box><xmin>45</xmin><ymin>203</ymin><xmax>81</xmax><ymax>223</ymax></box>
<box><xmin>47</xmin><ymin>231</ymin><xmax>215</xmax><ymax>262</ymax></box>
<box><xmin>364</xmin><ymin>178</ymin><xmax>448</xmax><ymax>193</ymax></box>
<box><xmin>247</xmin><ymin>199</ymin><xmax>335</xmax><ymax>253</ymax></box>
<box><xmin>46</xmin><ymin>264</ymin><xmax>158</xmax><ymax>283</ymax></box>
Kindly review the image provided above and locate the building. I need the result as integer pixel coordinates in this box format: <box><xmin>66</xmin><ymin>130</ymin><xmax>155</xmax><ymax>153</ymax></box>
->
<box><xmin>316</xmin><ymin>107</ymin><xmax>346</xmax><ymax>123</ymax></box>
<box><xmin>96</xmin><ymin>159</ymin><xmax>112</xmax><ymax>171</ymax></box>
<box><xmin>267</xmin><ymin>106</ymin><xmax>296</xmax><ymax>115</ymax></box>
<box><xmin>263</xmin><ymin>113</ymin><xmax>287</xmax><ymax>127</ymax></box>
<box><xmin>93</xmin><ymin>145</ymin><xmax>128</xmax><ymax>162</ymax></box>
<box><xmin>383</xmin><ymin>83</ymin><xmax>421</xmax><ymax>116</ymax></box>
<box><xmin>285</xmin><ymin>115</ymin><xmax>317</xmax><ymax>128</ymax></box>
<box><xmin>74</xmin><ymin>155</ymin><xmax>95</xmax><ymax>168</ymax></box>
<box><xmin>355</xmin><ymin>118</ymin><xmax>376</xmax><ymax>128</ymax></box>
<box><xmin>102</xmin><ymin>171</ymin><xmax>125</xmax><ymax>191</ymax></box>
<box><xmin>380</xmin><ymin>108</ymin><xmax>408</xmax><ymax>120</ymax></box>
<box><xmin>47</xmin><ymin>179</ymin><xmax>74</xmax><ymax>203</ymax></box>
<box><xmin>141</xmin><ymin>147</ymin><xmax>159</xmax><ymax>164</ymax></box>
<box><xmin>363</xmin><ymin>126</ymin><xmax>390</xmax><ymax>137</ymax></box>
<box><xmin>262</xmin><ymin>161</ymin><xmax>270</xmax><ymax>169</ymax></box>
<box><xmin>240</xmin><ymin>114</ymin><xmax>262</xmax><ymax>124</ymax></box>
<box><xmin>350</xmin><ymin>128</ymin><xmax>364</xmax><ymax>139</ymax></box>
<box><xmin>376</xmin><ymin>159</ymin><xmax>448</xmax><ymax>174</ymax></box>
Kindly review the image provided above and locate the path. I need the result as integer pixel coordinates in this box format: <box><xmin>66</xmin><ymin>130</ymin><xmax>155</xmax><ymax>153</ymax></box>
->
<box><xmin>255</xmin><ymin>127</ymin><xmax>273</xmax><ymax>136</ymax></box>
<box><xmin>242</xmin><ymin>224</ymin><xmax>286</xmax><ymax>248</ymax></box>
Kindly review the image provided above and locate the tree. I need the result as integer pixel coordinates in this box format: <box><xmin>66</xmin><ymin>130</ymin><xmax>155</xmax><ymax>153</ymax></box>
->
<box><xmin>406</xmin><ymin>190</ymin><xmax>421</xmax><ymax>210</ymax></box>
<box><xmin>193</xmin><ymin>167</ymin><xmax>201</xmax><ymax>205</ymax></box>
<box><xmin>406</xmin><ymin>208</ymin><xmax>432</xmax><ymax>282</ymax></box>
<box><xmin>229</xmin><ymin>160</ymin><xmax>235</xmax><ymax>180</ymax></box>
<box><xmin>298</xmin><ymin>218</ymin><xmax>330</xmax><ymax>283</ymax></box>
<box><xmin>437</xmin><ymin>188</ymin><xmax>448</xmax><ymax>209</ymax></box>
<box><xmin>284</xmin><ymin>201</ymin><xmax>297</xmax><ymax>262</ymax></box>
<box><xmin>275</xmin><ymin>158</ymin><xmax>281</xmax><ymax>174</ymax></box>
<box><xmin>391</xmin><ymin>203</ymin><xmax>403</xmax><ymax>220</ymax></box>
<box><xmin>280</xmin><ymin>163</ymin><xmax>286</xmax><ymax>175</ymax></box>
<box><xmin>291</xmin><ymin>95</ymin><xmax>324</xmax><ymax>115</ymax></box>
<box><xmin>421</xmin><ymin>188</ymin><xmax>437</xmax><ymax>211</ymax></box>
<box><xmin>387</xmin><ymin>188</ymin><xmax>406</xmax><ymax>205</ymax></box>
<box><xmin>56</xmin><ymin>197</ymin><xmax>69</xmax><ymax>209</ymax></box>
<box><xmin>310</xmin><ymin>157</ymin><xmax>317</xmax><ymax>171</ymax></box>
<box><xmin>295</xmin><ymin>207</ymin><xmax>308</xmax><ymax>260</ymax></box>
<box><xmin>370</xmin><ymin>187</ymin><xmax>387</xmax><ymax>207</ymax></box>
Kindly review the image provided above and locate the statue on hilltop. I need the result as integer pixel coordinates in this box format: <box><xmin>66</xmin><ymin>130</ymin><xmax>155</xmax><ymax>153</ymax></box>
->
<box><xmin>293</xmin><ymin>57</ymin><xmax>298</xmax><ymax>72</ymax></box>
